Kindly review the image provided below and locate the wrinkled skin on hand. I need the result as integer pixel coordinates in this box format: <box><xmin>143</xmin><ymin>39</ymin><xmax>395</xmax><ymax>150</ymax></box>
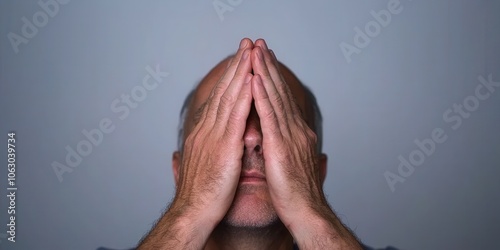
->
<box><xmin>250</xmin><ymin>40</ymin><xmax>328</xmax><ymax>230</ymax></box>
<box><xmin>172</xmin><ymin>38</ymin><xmax>254</xmax><ymax>228</ymax></box>
<box><xmin>250</xmin><ymin>40</ymin><xmax>361</xmax><ymax>249</ymax></box>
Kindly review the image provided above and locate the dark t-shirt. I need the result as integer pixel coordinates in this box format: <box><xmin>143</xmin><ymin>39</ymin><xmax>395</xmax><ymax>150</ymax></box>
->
<box><xmin>98</xmin><ymin>243</ymin><xmax>399</xmax><ymax>249</ymax></box>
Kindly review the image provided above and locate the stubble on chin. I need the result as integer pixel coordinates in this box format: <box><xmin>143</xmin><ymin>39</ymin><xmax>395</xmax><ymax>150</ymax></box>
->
<box><xmin>220</xmin><ymin>153</ymin><xmax>279</xmax><ymax>227</ymax></box>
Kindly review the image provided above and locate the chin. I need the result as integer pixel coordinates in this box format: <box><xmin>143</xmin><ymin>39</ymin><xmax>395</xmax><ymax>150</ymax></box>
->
<box><xmin>222</xmin><ymin>184</ymin><xmax>279</xmax><ymax>228</ymax></box>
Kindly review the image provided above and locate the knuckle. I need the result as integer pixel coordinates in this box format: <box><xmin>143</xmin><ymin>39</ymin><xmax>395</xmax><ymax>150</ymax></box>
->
<box><xmin>277</xmin><ymin>83</ymin><xmax>288</xmax><ymax>95</ymax></box>
<box><xmin>264</xmin><ymin>108</ymin><xmax>277</xmax><ymax>121</ymax></box>
<box><xmin>212</xmin><ymin>83</ymin><xmax>226</xmax><ymax>98</ymax></box>
<box><xmin>228</xmin><ymin>110</ymin><xmax>243</xmax><ymax>124</ymax></box>
<box><xmin>274</xmin><ymin>96</ymin><xmax>285</xmax><ymax>111</ymax></box>
<box><xmin>224</xmin><ymin>125</ymin><xmax>237</xmax><ymax>139</ymax></box>
<box><xmin>224</xmin><ymin>118</ymin><xmax>243</xmax><ymax>138</ymax></box>
<box><xmin>216</xmin><ymin>104</ymin><xmax>229</xmax><ymax>120</ymax></box>
<box><xmin>219</xmin><ymin>93</ymin><xmax>234</xmax><ymax>107</ymax></box>
<box><xmin>239</xmin><ymin>89</ymin><xmax>251</xmax><ymax>100</ymax></box>
<box><xmin>269</xmin><ymin>125</ymin><xmax>282</xmax><ymax>139</ymax></box>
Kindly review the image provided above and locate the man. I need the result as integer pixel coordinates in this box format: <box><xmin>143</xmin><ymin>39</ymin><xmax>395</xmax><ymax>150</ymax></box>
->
<box><xmin>135</xmin><ymin>38</ymin><xmax>391</xmax><ymax>250</ymax></box>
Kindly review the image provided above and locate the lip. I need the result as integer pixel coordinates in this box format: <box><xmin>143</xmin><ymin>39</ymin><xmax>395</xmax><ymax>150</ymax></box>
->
<box><xmin>239</xmin><ymin>172</ymin><xmax>266</xmax><ymax>183</ymax></box>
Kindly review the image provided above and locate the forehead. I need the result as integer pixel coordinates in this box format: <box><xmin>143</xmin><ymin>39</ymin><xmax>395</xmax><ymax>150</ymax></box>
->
<box><xmin>188</xmin><ymin>57</ymin><xmax>310</xmax><ymax>123</ymax></box>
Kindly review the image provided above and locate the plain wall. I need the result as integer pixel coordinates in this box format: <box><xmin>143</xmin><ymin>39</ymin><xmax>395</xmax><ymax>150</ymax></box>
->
<box><xmin>1</xmin><ymin>1</ymin><xmax>499</xmax><ymax>249</ymax></box>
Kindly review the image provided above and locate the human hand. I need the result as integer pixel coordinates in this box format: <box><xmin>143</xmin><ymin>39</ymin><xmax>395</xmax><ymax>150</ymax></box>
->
<box><xmin>250</xmin><ymin>38</ymin><xmax>325</xmax><ymax>229</ymax></box>
<box><xmin>250</xmin><ymin>39</ymin><xmax>362</xmax><ymax>249</ymax></box>
<box><xmin>153</xmin><ymin>38</ymin><xmax>254</xmax><ymax>248</ymax></box>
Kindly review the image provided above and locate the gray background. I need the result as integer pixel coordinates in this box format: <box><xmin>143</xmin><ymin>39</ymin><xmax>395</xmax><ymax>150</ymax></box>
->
<box><xmin>1</xmin><ymin>1</ymin><xmax>499</xmax><ymax>249</ymax></box>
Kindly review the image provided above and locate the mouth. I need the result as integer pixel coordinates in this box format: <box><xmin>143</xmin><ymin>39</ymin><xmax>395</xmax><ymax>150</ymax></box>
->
<box><xmin>239</xmin><ymin>171</ymin><xmax>266</xmax><ymax>184</ymax></box>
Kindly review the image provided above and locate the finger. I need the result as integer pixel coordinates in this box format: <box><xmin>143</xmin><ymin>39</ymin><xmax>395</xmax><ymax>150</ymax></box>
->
<box><xmin>255</xmin><ymin>39</ymin><xmax>285</xmax><ymax>90</ymax></box>
<box><xmin>225</xmin><ymin>56</ymin><xmax>234</xmax><ymax>69</ymax></box>
<box><xmin>216</xmin><ymin>48</ymin><xmax>252</xmax><ymax>130</ymax></box>
<box><xmin>252</xmin><ymin>47</ymin><xmax>289</xmax><ymax>124</ymax></box>
<box><xmin>255</xmin><ymin>40</ymin><xmax>296</xmax><ymax>116</ymax></box>
<box><xmin>224</xmin><ymin>73</ymin><xmax>253</xmax><ymax>141</ymax></box>
<box><xmin>252</xmin><ymin>74</ymin><xmax>283</xmax><ymax>142</ymax></box>
<box><xmin>202</xmin><ymin>38</ymin><xmax>253</xmax><ymax>125</ymax></box>
<box><xmin>205</xmin><ymin>56</ymin><xmax>234</xmax><ymax>103</ymax></box>
<box><xmin>268</xmin><ymin>49</ymin><xmax>302</xmax><ymax>116</ymax></box>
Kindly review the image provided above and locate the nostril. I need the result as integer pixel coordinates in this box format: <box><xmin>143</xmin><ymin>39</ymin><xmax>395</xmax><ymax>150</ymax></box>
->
<box><xmin>254</xmin><ymin>145</ymin><xmax>261</xmax><ymax>153</ymax></box>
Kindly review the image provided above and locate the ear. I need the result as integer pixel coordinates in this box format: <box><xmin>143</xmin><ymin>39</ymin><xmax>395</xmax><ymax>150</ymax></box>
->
<box><xmin>172</xmin><ymin>151</ymin><xmax>181</xmax><ymax>186</ymax></box>
<box><xmin>319</xmin><ymin>153</ymin><xmax>328</xmax><ymax>185</ymax></box>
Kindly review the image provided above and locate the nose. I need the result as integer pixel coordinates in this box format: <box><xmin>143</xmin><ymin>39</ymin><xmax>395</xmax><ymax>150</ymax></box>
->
<box><xmin>243</xmin><ymin>104</ymin><xmax>263</xmax><ymax>155</ymax></box>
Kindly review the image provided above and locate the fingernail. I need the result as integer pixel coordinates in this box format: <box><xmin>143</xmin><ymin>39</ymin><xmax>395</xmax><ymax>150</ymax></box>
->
<box><xmin>259</xmin><ymin>39</ymin><xmax>268</xmax><ymax>50</ymax></box>
<box><xmin>240</xmin><ymin>39</ymin><xmax>247</xmax><ymax>49</ymax></box>
<box><xmin>243</xmin><ymin>49</ymin><xmax>249</xmax><ymax>60</ymax></box>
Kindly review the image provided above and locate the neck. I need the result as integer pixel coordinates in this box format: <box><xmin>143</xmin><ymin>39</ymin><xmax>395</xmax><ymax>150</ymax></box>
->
<box><xmin>204</xmin><ymin>220</ymin><xmax>294</xmax><ymax>250</ymax></box>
